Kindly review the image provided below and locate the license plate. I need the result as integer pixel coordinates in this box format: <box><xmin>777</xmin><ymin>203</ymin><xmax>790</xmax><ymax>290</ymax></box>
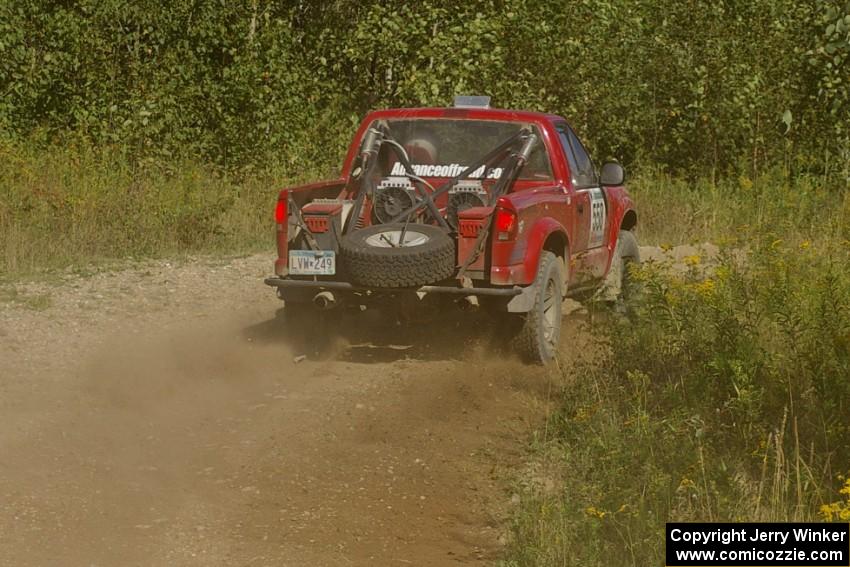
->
<box><xmin>289</xmin><ymin>250</ymin><xmax>335</xmax><ymax>275</ymax></box>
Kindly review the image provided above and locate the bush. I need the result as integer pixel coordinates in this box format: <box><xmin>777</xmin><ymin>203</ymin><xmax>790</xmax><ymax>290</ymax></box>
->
<box><xmin>502</xmin><ymin>180</ymin><xmax>850</xmax><ymax>565</ymax></box>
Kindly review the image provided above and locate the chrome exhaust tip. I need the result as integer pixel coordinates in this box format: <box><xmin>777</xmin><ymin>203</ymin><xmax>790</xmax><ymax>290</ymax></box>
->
<box><xmin>313</xmin><ymin>291</ymin><xmax>337</xmax><ymax>310</ymax></box>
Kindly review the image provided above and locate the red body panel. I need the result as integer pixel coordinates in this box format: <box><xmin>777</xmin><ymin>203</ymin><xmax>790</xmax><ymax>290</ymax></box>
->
<box><xmin>456</xmin><ymin>206</ymin><xmax>493</xmax><ymax>275</ymax></box>
<box><xmin>491</xmin><ymin>188</ymin><xmax>568</xmax><ymax>285</ymax></box>
<box><xmin>275</xmin><ymin>179</ymin><xmax>346</xmax><ymax>276</ymax></box>
<box><xmin>273</xmin><ymin>107</ymin><xmax>637</xmax><ymax>290</ymax></box>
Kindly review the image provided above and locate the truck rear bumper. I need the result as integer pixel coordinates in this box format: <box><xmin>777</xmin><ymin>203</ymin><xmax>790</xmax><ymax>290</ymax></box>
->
<box><xmin>264</xmin><ymin>277</ymin><xmax>542</xmax><ymax>313</ymax></box>
<box><xmin>263</xmin><ymin>277</ymin><xmax>523</xmax><ymax>297</ymax></box>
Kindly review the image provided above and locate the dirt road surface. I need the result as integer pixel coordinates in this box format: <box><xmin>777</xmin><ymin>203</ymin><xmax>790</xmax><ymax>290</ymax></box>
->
<box><xmin>0</xmin><ymin>254</ymin><xmax>579</xmax><ymax>566</ymax></box>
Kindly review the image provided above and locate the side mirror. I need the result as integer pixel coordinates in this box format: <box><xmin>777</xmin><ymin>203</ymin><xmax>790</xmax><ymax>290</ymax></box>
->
<box><xmin>600</xmin><ymin>162</ymin><xmax>625</xmax><ymax>186</ymax></box>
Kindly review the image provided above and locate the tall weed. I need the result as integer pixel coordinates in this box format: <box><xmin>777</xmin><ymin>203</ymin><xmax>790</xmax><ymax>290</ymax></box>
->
<box><xmin>503</xmin><ymin>178</ymin><xmax>850</xmax><ymax>565</ymax></box>
<box><xmin>0</xmin><ymin>139</ymin><xmax>331</xmax><ymax>276</ymax></box>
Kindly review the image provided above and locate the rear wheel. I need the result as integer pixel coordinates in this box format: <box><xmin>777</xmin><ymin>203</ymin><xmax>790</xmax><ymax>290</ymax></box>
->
<box><xmin>511</xmin><ymin>251</ymin><xmax>564</xmax><ymax>364</ymax></box>
<box><xmin>280</xmin><ymin>301</ymin><xmax>314</xmax><ymax>323</ymax></box>
<box><xmin>280</xmin><ymin>300</ymin><xmax>344</xmax><ymax>357</ymax></box>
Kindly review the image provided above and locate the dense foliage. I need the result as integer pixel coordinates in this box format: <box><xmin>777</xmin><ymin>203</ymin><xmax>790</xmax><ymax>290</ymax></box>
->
<box><xmin>504</xmin><ymin>177</ymin><xmax>850</xmax><ymax>565</ymax></box>
<box><xmin>1</xmin><ymin>0</ymin><xmax>849</xmax><ymax>177</ymax></box>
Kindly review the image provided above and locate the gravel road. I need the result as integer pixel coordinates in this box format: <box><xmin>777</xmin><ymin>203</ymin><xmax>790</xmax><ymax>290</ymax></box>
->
<box><xmin>0</xmin><ymin>254</ymin><xmax>568</xmax><ymax>566</ymax></box>
<box><xmin>0</xmin><ymin>243</ymin><xmax>714</xmax><ymax>565</ymax></box>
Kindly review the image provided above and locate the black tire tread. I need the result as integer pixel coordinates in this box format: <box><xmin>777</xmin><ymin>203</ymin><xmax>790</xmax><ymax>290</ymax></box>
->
<box><xmin>618</xmin><ymin>229</ymin><xmax>640</xmax><ymax>261</ymax></box>
<box><xmin>513</xmin><ymin>251</ymin><xmax>563</xmax><ymax>364</ymax></box>
<box><xmin>598</xmin><ymin>229</ymin><xmax>640</xmax><ymax>303</ymax></box>
<box><xmin>340</xmin><ymin>224</ymin><xmax>455</xmax><ymax>288</ymax></box>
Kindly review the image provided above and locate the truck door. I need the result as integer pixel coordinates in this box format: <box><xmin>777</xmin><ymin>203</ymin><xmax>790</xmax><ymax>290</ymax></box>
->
<box><xmin>556</xmin><ymin>124</ymin><xmax>608</xmax><ymax>283</ymax></box>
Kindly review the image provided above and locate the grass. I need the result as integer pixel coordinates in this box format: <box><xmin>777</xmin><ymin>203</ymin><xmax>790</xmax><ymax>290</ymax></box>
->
<box><xmin>0</xmin><ymin>138</ymin><xmax>331</xmax><ymax>278</ymax></box>
<box><xmin>501</xmin><ymin>172</ymin><xmax>850</xmax><ymax>565</ymax></box>
<box><xmin>627</xmin><ymin>168</ymin><xmax>849</xmax><ymax>246</ymax></box>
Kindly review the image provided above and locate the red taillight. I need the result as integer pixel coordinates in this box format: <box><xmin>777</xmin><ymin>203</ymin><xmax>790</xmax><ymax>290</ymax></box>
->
<box><xmin>275</xmin><ymin>193</ymin><xmax>289</xmax><ymax>274</ymax></box>
<box><xmin>274</xmin><ymin>197</ymin><xmax>287</xmax><ymax>224</ymax></box>
<box><xmin>494</xmin><ymin>207</ymin><xmax>517</xmax><ymax>240</ymax></box>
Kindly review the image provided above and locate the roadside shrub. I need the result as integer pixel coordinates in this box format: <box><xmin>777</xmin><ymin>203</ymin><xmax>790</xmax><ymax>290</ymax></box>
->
<box><xmin>503</xmin><ymin>186</ymin><xmax>850</xmax><ymax>565</ymax></box>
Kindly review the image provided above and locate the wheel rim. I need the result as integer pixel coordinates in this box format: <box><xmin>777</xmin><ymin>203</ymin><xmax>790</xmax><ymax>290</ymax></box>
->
<box><xmin>364</xmin><ymin>229</ymin><xmax>431</xmax><ymax>248</ymax></box>
<box><xmin>541</xmin><ymin>277</ymin><xmax>559</xmax><ymax>346</ymax></box>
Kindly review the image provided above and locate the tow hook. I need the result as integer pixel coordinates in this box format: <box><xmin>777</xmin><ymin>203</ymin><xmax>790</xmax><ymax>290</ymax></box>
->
<box><xmin>457</xmin><ymin>276</ymin><xmax>478</xmax><ymax>310</ymax></box>
<box><xmin>457</xmin><ymin>295</ymin><xmax>479</xmax><ymax>311</ymax></box>
<box><xmin>313</xmin><ymin>291</ymin><xmax>337</xmax><ymax>310</ymax></box>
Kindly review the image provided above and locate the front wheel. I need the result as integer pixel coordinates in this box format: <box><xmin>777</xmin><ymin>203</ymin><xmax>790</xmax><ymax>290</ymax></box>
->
<box><xmin>599</xmin><ymin>229</ymin><xmax>640</xmax><ymax>304</ymax></box>
<box><xmin>511</xmin><ymin>251</ymin><xmax>564</xmax><ymax>364</ymax></box>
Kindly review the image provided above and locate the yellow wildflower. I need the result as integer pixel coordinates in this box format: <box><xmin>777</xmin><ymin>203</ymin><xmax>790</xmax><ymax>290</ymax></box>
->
<box><xmin>799</xmin><ymin>239</ymin><xmax>811</xmax><ymax>250</ymax></box>
<box><xmin>683</xmin><ymin>254</ymin><xmax>701</xmax><ymax>267</ymax></box>
<box><xmin>627</xmin><ymin>263</ymin><xmax>648</xmax><ymax>283</ymax></box>
<box><xmin>694</xmin><ymin>279</ymin><xmax>716</xmax><ymax>297</ymax></box>
<box><xmin>820</xmin><ymin>478</ymin><xmax>850</xmax><ymax>521</ymax></box>
<box><xmin>574</xmin><ymin>406</ymin><xmax>594</xmax><ymax>422</ymax></box>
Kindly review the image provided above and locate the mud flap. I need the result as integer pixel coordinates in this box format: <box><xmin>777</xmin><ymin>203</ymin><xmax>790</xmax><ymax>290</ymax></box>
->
<box><xmin>506</xmin><ymin>256</ymin><xmax>566</xmax><ymax>313</ymax></box>
<box><xmin>506</xmin><ymin>283</ymin><xmax>537</xmax><ymax>313</ymax></box>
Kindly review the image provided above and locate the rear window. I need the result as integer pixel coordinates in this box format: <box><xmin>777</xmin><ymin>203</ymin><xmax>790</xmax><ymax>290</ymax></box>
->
<box><xmin>365</xmin><ymin>118</ymin><xmax>553</xmax><ymax>181</ymax></box>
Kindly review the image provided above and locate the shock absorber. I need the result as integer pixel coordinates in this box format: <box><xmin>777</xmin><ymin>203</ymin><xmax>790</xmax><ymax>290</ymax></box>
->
<box><xmin>345</xmin><ymin>126</ymin><xmax>384</xmax><ymax>235</ymax></box>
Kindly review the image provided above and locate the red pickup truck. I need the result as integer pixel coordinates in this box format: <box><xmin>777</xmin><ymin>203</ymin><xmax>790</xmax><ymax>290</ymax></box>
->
<box><xmin>265</xmin><ymin>96</ymin><xmax>639</xmax><ymax>363</ymax></box>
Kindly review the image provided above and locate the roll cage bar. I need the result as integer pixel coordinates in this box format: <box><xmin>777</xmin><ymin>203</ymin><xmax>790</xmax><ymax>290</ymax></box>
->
<box><xmin>343</xmin><ymin>122</ymin><xmax>538</xmax><ymax>235</ymax></box>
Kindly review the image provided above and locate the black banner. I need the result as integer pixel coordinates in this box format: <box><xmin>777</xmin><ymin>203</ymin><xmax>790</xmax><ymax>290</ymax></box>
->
<box><xmin>666</xmin><ymin>523</ymin><xmax>849</xmax><ymax>566</ymax></box>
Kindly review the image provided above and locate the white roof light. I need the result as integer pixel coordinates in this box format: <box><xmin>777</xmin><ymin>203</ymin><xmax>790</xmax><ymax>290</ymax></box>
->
<box><xmin>453</xmin><ymin>95</ymin><xmax>491</xmax><ymax>109</ymax></box>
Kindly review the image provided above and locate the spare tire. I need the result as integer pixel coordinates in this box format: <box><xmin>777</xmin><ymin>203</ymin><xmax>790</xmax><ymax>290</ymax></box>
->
<box><xmin>340</xmin><ymin>223</ymin><xmax>455</xmax><ymax>288</ymax></box>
